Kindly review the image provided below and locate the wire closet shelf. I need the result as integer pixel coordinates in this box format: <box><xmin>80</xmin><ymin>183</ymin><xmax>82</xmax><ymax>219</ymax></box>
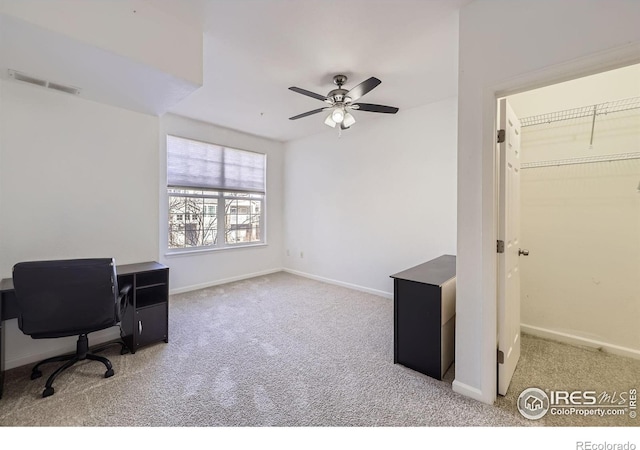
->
<box><xmin>519</xmin><ymin>96</ymin><xmax>640</xmax><ymax>127</ymax></box>
<box><xmin>521</xmin><ymin>152</ymin><xmax>640</xmax><ymax>169</ymax></box>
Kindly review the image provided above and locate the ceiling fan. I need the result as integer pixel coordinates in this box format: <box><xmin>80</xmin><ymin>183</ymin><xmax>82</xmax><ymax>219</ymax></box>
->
<box><xmin>288</xmin><ymin>75</ymin><xmax>399</xmax><ymax>130</ymax></box>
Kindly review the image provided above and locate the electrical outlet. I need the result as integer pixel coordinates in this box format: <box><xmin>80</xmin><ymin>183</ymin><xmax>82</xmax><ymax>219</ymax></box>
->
<box><xmin>286</xmin><ymin>249</ymin><xmax>290</xmax><ymax>256</ymax></box>
<box><xmin>300</xmin><ymin>251</ymin><xmax>304</xmax><ymax>258</ymax></box>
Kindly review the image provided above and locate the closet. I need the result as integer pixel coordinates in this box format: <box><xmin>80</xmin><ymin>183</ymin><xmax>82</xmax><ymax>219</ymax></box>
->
<box><xmin>507</xmin><ymin>64</ymin><xmax>640</xmax><ymax>358</ymax></box>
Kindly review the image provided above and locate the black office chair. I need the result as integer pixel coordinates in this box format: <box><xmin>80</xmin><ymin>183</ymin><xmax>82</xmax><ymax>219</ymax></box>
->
<box><xmin>12</xmin><ymin>258</ymin><xmax>130</xmax><ymax>398</ymax></box>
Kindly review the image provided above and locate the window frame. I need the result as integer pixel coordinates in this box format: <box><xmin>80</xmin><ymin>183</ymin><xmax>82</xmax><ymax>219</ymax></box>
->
<box><xmin>165</xmin><ymin>135</ymin><xmax>267</xmax><ymax>254</ymax></box>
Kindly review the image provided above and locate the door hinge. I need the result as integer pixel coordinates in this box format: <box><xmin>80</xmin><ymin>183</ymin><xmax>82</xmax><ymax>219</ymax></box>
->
<box><xmin>497</xmin><ymin>349</ymin><xmax>505</xmax><ymax>364</ymax></box>
<box><xmin>497</xmin><ymin>129</ymin><xmax>505</xmax><ymax>143</ymax></box>
<box><xmin>497</xmin><ymin>240</ymin><xmax>505</xmax><ymax>253</ymax></box>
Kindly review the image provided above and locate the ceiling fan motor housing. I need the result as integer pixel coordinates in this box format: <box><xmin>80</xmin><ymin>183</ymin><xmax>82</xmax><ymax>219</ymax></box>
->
<box><xmin>326</xmin><ymin>88</ymin><xmax>349</xmax><ymax>104</ymax></box>
<box><xmin>327</xmin><ymin>75</ymin><xmax>350</xmax><ymax>103</ymax></box>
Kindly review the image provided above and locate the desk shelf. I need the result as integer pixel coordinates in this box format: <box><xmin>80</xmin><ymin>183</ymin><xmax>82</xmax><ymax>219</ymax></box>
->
<box><xmin>117</xmin><ymin>262</ymin><xmax>169</xmax><ymax>354</ymax></box>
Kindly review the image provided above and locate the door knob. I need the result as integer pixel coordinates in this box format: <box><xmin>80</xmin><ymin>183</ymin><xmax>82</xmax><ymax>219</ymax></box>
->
<box><xmin>518</xmin><ymin>249</ymin><xmax>529</xmax><ymax>256</ymax></box>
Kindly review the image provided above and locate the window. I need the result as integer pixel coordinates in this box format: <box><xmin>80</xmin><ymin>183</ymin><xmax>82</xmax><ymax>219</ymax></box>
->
<box><xmin>167</xmin><ymin>135</ymin><xmax>266</xmax><ymax>251</ymax></box>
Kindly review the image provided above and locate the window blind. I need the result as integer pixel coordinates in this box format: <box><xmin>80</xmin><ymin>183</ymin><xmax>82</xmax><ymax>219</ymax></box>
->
<box><xmin>167</xmin><ymin>135</ymin><xmax>265</xmax><ymax>193</ymax></box>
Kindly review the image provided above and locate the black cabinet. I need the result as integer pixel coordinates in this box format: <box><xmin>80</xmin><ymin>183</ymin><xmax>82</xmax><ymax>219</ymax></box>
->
<box><xmin>135</xmin><ymin>304</ymin><xmax>168</xmax><ymax>348</ymax></box>
<box><xmin>117</xmin><ymin>262</ymin><xmax>169</xmax><ymax>354</ymax></box>
<box><xmin>391</xmin><ymin>255</ymin><xmax>456</xmax><ymax>380</ymax></box>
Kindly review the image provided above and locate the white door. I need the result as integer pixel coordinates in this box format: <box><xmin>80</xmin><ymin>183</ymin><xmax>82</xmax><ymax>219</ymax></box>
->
<box><xmin>497</xmin><ymin>98</ymin><xmax>524</xmax><ymax>396</ymax></box>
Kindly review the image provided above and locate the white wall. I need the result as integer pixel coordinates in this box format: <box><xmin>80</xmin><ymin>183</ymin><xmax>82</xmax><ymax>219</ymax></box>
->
<box><xmin>520</xmin><ymin>159</ymin><xmax>640</xmax><ymax>354</ymax></box>
<box><xmin>0</xmin><ymin>79</ymin><xmax>160</xmax><ymax>369</ymax></box>
<box><xmin>456</xmin><ymin>0</ymin><xmax>640</xmax><ymax>404</ymax></box>
<box><xmin>518</xmin><ymin>98</ymin><xmax>640</xmax><ymax>355</ymax></box>
<box><xmin>283</xmin><ymin>98</ymin><xmax>458</xmax><ymax>296</ymax></box>
<box><xmin>159</xmin><ymin>114</ymin><xmax>285</xmax><ymax>293</ymax></box>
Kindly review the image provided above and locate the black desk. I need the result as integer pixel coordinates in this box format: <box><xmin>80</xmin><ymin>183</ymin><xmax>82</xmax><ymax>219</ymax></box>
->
<box><xmin>391</xmin><ymin>255</ymin><xmax>456</xmax><ymax>380</ymax></box>
<box><xmin>0</xmin><ymin>261</ymin><xmax>169</xmax><ymax>399</ymax></box>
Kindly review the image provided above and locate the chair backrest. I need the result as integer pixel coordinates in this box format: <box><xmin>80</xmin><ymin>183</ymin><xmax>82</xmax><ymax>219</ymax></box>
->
<box><xmin>12</xmin><ymin>258</ymin><xmax>118</xmax><ymax>339</ymax></box>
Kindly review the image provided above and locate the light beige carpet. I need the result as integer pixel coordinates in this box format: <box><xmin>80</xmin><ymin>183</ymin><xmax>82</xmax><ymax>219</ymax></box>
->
<box><xmin>0</xmin><ymin>272</ymin><xmax>633</xmax><ymax>427</ymax></box>
<box><xmin>497</xmin><ymin>332</ymin><xmax>640</xmax><ymax>427</ymax></box>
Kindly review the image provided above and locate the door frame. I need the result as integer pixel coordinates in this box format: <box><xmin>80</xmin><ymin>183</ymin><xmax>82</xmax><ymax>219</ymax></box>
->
<box><xmin>484</xmin><ymin>45</ymin><xmax>640</xmax><ymax>404</ymax></box>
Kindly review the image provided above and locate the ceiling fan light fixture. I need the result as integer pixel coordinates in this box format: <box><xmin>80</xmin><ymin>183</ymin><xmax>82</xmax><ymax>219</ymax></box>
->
<box><xmin>324</xmin><ymin>114</ymin><xmax>337</xmax><ymax>128</ymax></box>
<box><xmin>331</xmin><ymin>107</ymin><xmax>345</xmax><ymax>123</ymax></box>
<box><xmin>343</xmin><ymin>112</ymin><xmax>356</xmax><ymax>127</ymax></box>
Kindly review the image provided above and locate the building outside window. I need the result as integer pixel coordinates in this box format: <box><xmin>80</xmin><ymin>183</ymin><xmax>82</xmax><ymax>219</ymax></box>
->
<box><xmin>166</xmin><ymin>135</ymin><xmax>266</xmax><ymax>251</ymax></box>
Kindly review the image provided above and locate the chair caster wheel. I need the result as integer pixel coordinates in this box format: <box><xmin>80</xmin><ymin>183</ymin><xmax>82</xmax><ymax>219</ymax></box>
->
<box><xmin>31</xmin><ymin>370</ymin><xmax>42</xmax><ymax>380</ymax></box>
<box><xmin>43</xmin><ymin>387</ymin><xmax>54</xmax><ymax>398</ymax></box>
<box><xmin>105</xmin><ymin>368</ymin><xmax>114</xmax><ymax>378</ymax></box>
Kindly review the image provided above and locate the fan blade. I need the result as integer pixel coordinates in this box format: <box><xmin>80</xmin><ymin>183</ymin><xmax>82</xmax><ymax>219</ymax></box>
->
<box><xmin>288</xmin><ymin>87</ymin><xmax>328</xmax><ymax>102</ymax></box>
<box><xmin>352</xmin><ymin>103</ymin><xmax>399</xmax><ymax>114</ymax></box>
<box><xmin>345</xmin><ymin>77</ymin><xmax>381</xmax><ymax>102</ymax></box>
<box><xmin>289</xmin><ymin>108</ymin><xmax>328</xmax><ymax>120</ymax></box>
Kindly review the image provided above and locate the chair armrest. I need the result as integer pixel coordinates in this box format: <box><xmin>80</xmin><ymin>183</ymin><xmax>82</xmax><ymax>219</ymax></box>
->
<box><xmin>116</xmin><ymin>284</ymin><xmax>132</xmax><ymax>323</ymax></box>
<box><xmin>119</xmin><ymin>284</ymin><xmax>132</xmax><ymax>297</ymax></box>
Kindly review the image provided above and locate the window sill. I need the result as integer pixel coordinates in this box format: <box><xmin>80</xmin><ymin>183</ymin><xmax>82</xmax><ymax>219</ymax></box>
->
<box><xmin>164</xmin><ymin>243</ymin><xmax>268</xmax><ymax>257</ymax></box>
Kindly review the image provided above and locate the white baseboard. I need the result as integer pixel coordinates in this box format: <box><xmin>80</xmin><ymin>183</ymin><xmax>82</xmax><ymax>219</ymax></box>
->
<box><xmin>521</xmin><ymin>323</ymin><xmax>640</xmax><ymax>361</ymax></box>
<box><xmin>5</xmin><ymin>327</ymin><xmax>121</xmax><ymax>370</ymax></box>
<box><xmin>169</xmin><ymin>268</ymin><xmax>283</xmax><ymax>295</ymax></box>
<box><xmin>283</xmin><ymin>268</ymin><xmax>393</xmax><ymax>299</ymax></box>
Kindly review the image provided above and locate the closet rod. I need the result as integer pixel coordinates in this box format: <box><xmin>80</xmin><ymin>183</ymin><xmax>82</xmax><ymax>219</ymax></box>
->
<box><xmin>520</xmin><ymin>96</ymin><xmax>640</xmax><ymax>127</ymax></box>
<box><xmin>521</xmin><ymin>152</ymin><xmax>640</xmax><ymax>169</ymax></box>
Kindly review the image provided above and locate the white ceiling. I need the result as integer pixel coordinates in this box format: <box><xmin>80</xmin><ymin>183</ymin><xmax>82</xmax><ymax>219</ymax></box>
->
<box><xmin>0</xmin><ymin>0</ymin><xmax>470</xmax><ymax>143</ymax></box>
<box><xmin>151</xmin><ymin>0</ymin><xmax>471</xmax><ymax>142</ymax></box>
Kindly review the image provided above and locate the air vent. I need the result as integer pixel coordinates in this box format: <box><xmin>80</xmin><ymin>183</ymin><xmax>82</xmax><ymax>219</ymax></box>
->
<box><xmin>7</xmin><ymin>69</ymin><xmax>81</xmax><ymax>95</ymax></box>
<box><xmin>47</xmin><ymin>81</ymin><xmax>80</xmax><ymax>95</ymax></box>
<box><xmin>9</xmin><ymin>70</ymin><xmax>46</xmax><ymax>87</ymax></box>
